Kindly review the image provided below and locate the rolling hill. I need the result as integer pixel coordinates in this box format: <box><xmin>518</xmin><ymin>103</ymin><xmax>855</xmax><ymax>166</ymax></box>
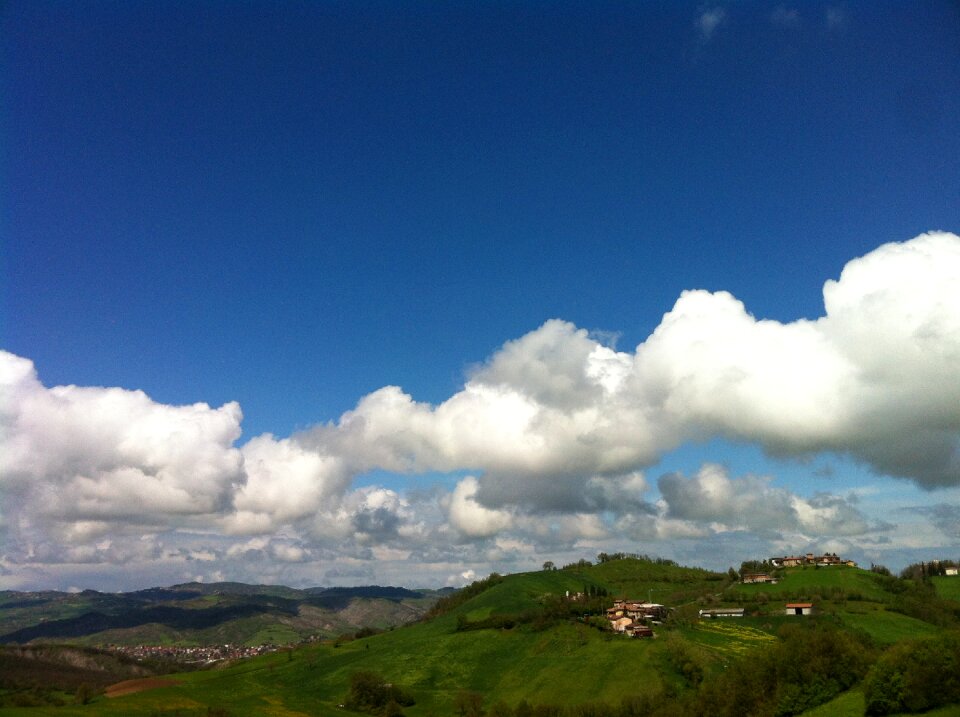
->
<box><xmin>2</xmin><ymin>559</ymin><xmax>959</xmax><ymax>716</ymax></box>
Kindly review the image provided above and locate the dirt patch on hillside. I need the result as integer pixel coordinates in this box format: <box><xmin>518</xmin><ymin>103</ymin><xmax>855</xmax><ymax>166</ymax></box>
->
<box><xmin>104</xmin><ymin>677</ymin><xmax>181</xmax><ymax>697</ymax></box>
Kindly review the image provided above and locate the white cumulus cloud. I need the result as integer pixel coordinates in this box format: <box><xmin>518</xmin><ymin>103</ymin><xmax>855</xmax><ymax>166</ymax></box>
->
<box><xmin>296</xmin><ymin>231</ymin><xmax>960</xmax><ymax>507</ymax></box>
<box><xmin>0</xmin><ymin>352</ymin><xmax>244</xmax><ymax>526</ymax></box>
<box><xmin>2</xmin><ymin>231</ymin><xmax>959</xmax><ymax>586</ymax></box>
<box><xmin>448</xmin><ymin>477</ymin><xmax>513</xmax><ymax>538</ymax></box>
<box><xmin>659</xmin><ymin>464</ymin><xmax>876</xmax><ymax>536</ymax></box>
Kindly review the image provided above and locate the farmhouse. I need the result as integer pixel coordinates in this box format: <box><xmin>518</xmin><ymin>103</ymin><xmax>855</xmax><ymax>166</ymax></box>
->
<box><xmin>785</xmin><ymin>603</ymin><xmax>814</xmax><ymax>616</ymax></box>
<box><xmin>774</xmin><ymin>556</ymin><xmax>805</xmax><ymax>568</ymax></box>
<box><xmin>699</xmin><ymin>608</ymin><xmax>744</xmax><ymax>618</ymax></box>
<box><xmin>741</xmin><ymin>573</ymin><xmax>776</xmax><ymax>584</ymax></box>
<box><xmin>606</xmin><ymin>599</ymin><xmax>668</xmax><ymax>636</ymax></box>
<box><xmin>608</xmin><ymin>617</ymin><xmax>655</xmax><ymax>637</ymax></box>
<box><xmin>606</xmin><ymin>600</ymin><xmax>667</xmax><ymax>622</ymax></box>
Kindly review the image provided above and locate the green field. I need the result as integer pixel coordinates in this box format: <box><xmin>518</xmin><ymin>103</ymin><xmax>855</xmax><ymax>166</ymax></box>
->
<box><xmin>0</xmin><ymin>562</ymin><xmax>732</xmax><ymax>715</ymax></box>
<box><xmin>800</xmin><ymin>689</ymin><xmax>865</xmax><ymax>717</ymax></box>
<box><xmin>838</xmin><ymin>605</ymin><xmax>939</xmax><ymax>644</ymax></box>
<box><xmin>0</xmin><ymin>609</ymin><xmax>682</xmax><ymax>715</ymax></box>
<box><xmin>933</xmin><ymin>576</ymin><xmax>960</xmax><ymax>601</ymax></box>
<box><xmin>729</xmin><ymin>565</ymin><xmax>891</xmax><ymax>602</ymax></box>
<box><xmin>792</xmin><ymin>690</ymin><xmax>960</xmax><ymax>717</ymax></box>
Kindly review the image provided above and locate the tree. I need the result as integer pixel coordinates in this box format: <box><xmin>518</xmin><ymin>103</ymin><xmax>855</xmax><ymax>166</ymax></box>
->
<box><xmin>597</xmin><ymin>552</ymin><xmax>627</xmax><ymax>563</ymax></box>
<box><xmin>346</xmin><ymin>671</ymin><xmax>385</xmax><ymax>711</ymax></box>
<box><xmin>739</xmin><ymin>559</ymin><xmax>773</xmax><ymax>577</ymax></box>
<box><xmin>542</xmin><ymin>561</ymin><xmax>555</xmax><ymax>571</ymax></box>
<box><xmin>344</xmin><ymin>670</ymin><xmax>414</xmax><ymax>714</ymax></box>
<box><xmin>514</xmin><ymin>700</ymin><xmax>533</xmax><ymax>717</ymax></box>
<box><xmin>74</xmin><ymin>684</ymin><xmax>93</xmax><ymax>706</ymax></box>
<box><xmin>382</xmin><ymin>700</ymin><xmax>404</xmax><ymax>717</ymax></box>
<box><xmin>865</xmin><ymin>633</ymin><xmax>960</xmax><ymax>715</ymax></box>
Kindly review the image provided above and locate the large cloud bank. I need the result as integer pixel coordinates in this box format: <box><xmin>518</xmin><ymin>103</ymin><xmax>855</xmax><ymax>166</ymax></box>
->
<box><xmin>301</xmin><ymin>230</ymin><xmax>960</xmax><ymax>497</ymax></box>
<box><xmin>2</xmin><ymin>231</ymin><xmax>959</xmax><ymax>586</ymax></box>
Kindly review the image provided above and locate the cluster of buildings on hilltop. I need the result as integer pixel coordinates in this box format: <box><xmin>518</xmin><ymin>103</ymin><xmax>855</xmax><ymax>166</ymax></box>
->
<box><xmin>714</xmin><ymin>553</ymin><xmax>856</xmax><ymax>616</ymax></box>
<box><xmin>740</xmin><ymin>553</ymin><xmax>858</xmax><ymax>584</ymax></box>
<box><xmin>770</xmin><ymin>552</ymin><xmax>857</xmax><ymax>568</ymax></box>
<box><xmin>599</xmin><ymin>550</ymin><xmax>958</xmax><ymax>637</ymax></box>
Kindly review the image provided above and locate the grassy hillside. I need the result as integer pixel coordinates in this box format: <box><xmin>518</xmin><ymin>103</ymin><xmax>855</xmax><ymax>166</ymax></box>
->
<box><xmin>717</xmin><ymin>565</ymin><xmax>959</xmax><ymax>645</ymax></box>
<box><xmin>933</xmin><ymin>576</ymin><xmax>960</xmax><ymax>601</ymax></box>
<box><xmin>725</xmin><ymin>564</ymin><xmax>890</xmax><ymax>601</ymax></box>
<box><xmin>0</xmin><ymin>560</ymin><xmax>729</xmax><ymax>714</ymax></box>
<box><xmin>2</xmin><ymin>559</ymin><xmax>959</xmax><ymax>716</ymax></box>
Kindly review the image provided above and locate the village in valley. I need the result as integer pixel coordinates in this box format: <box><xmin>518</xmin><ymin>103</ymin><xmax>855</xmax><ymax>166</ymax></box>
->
<box><xmin>105</xmin><ymin>642</ymin><xmax>284</xmax><ymax>665</ymax></box>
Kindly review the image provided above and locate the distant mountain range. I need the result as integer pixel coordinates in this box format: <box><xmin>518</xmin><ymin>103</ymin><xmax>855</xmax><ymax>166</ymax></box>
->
<box><xmin>0</xmin><ymin>582</ymin><xmax>450</xmax><ymax>646</ymax></box>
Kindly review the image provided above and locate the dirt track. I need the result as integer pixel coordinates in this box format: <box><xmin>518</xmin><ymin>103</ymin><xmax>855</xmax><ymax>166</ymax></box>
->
<box><xmin>104</xmin><ymin>677</ymin><xmax>181</xmax><ymax>697</ymax></box>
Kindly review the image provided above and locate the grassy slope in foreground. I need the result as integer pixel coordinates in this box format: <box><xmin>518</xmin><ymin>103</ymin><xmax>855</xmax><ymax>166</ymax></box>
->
<box><xmin>0</xmin><ymin>561</ymin><xmax>730</xmax><ymax>715</ymax></box>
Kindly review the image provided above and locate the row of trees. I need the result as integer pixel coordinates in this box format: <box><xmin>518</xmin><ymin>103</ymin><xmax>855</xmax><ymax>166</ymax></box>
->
<box><xmin>736</xmin><ymin>559</ymin><xmax>778</xmax><ymax>577</ymax></box>
<box><xmin>424</xmin><ymin>573</ymin><xmax>505</xmax><ymax>620</ymax></box>
<box><xmin>689</xmin><ymin>623</ymin><xmax>873</xmax><ymax>716</ymax></box>
<box><xmin>899</xmin><ymin>559</ymin><xmax>958</xmax><ymax>581</ymax></box>
<box><xmin>542</xmin><ymin>554</ymin><xmax>681</xmax><ymax>571</ymax></box>
<box><xmin>863</xmin><ymin>570</ymin><xmax>960</xmax><ymax>627</ymax></box>
<box><xmin>595</xmin><ymin>553</ymin><xmax>679</xmax><ymax>567</ymax></box>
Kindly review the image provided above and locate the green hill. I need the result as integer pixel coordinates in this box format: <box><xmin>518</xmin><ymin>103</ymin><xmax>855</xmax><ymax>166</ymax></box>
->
<box><xmin>722</xmin><ymin>565</ymin><xmax>957</xmax><ymax>645</ymax></box>
<box><xmin>2</xmin><ymin>559</ymin><xmax>959</xmax><ymax>716</ymax></box>
<box><xmin>2</xmin><ymin>560</ymin><xmax>724</xmax><ymax>715</ymax></box>
<box><xmin>726</xmin><ymin>564</ymin><xmax>890</xmax><ymax>601</ymax></box>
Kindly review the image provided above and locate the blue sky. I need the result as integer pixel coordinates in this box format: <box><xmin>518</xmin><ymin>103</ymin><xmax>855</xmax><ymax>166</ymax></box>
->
<box><xmin>2</xmin><ymin>1</ymin><xmax>959</xmax><ymax>590</ymax></box>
